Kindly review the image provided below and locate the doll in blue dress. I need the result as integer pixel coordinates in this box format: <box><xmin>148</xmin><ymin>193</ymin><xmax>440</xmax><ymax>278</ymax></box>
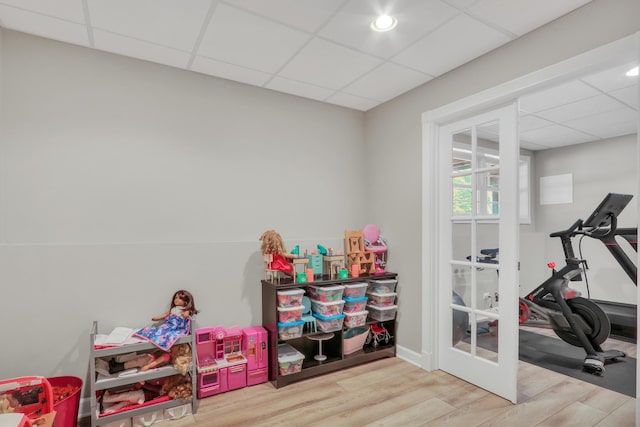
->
<box><xmin>133</xmin><ymin>290</ymin><xmax>199</xmax><ymax>352</ymax></box>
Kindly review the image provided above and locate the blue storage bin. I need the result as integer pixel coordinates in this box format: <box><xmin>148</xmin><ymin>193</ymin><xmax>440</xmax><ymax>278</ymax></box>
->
<box><xmin>277</xmin><ymin>320</ymin><xmax>304</xmax><ymax>340</ymax></box>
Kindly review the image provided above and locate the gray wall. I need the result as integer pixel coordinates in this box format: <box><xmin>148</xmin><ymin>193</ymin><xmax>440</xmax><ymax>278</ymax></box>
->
<box><xmin>364</xmin><ymin>0</ymin><xmax>640</xmax><ymax>353</ymax></box>
<box><xmin>1</xmin><ymin>0</ymin><xmax>639</xmax><ymax>391</ymax></box>
<box><xmin>0</xmin><ymin>30</ymin><xmax>369</xmax><ymax>383</ymax></box>
<box><xmin>532</xmin><ymin>135</ymin><xmax>638</xmax><ymax>303</ymax></box>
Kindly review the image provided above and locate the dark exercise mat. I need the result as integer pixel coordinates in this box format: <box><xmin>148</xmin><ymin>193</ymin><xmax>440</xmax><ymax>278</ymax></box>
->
<box><xmin>517</xmin><ymin>329</ymin><xmax>636</xmax><ymax>397</ymax></box>
<box><xmin>469</xmin><ymin>329</ymin><xmax>636</xmax><ymax>397</ymax></box>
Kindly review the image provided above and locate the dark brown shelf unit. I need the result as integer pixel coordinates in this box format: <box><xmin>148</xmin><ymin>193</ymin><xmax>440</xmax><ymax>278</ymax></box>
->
<box><xmin>262</xmin><ymin>272</ymin><xmax>398</xmax><ymax>388</ymax></box>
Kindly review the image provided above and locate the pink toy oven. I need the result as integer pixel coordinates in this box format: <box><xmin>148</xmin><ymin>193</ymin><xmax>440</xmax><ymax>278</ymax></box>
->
<box><xmin>242</xmin><ymin>326</ymin><xmax>268</xmax><ymax>386</ymax></box>
<box><xmin>195</xmin><ymin>326</ymin><xmax>248</xmax><ymax>399</ymax></box>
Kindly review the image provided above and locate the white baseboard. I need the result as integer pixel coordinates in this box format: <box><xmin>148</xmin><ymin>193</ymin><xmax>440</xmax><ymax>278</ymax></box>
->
<box><xmin>396</xmin><ymin>344</ymin><xmax>423</xmax><ymax>367</ymax></box>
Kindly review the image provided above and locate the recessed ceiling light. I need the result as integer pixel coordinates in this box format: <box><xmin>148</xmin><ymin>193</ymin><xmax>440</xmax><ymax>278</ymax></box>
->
<box><xmin>371</xmin><ymin>14</ymin><xmax>397</xmax><ymax>32</ymax></box>
<box><xmin>626</xmin><ymin>66</ymin><xmax>639</xmax><ymax>77</ymax></box>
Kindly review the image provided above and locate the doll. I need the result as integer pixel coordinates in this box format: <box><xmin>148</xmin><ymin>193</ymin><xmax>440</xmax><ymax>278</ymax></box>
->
<box><xmin>133</xmin><ymin>290</ymin><xmax>199</xmax><ymax>351</ymax></box>
<box><xmin>259</xmin><ymin>230</ymin><xmax>295</xmax><ymax>276</ymax></box>
<box><xmin>108</xmin><ymin>343</ymin><xmax>192</xmax><ymax>374</ymax></box>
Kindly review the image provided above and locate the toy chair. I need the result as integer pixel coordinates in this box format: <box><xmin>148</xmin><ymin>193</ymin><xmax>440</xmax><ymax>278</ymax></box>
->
<box><xmin>363</xmin><ymin>224</ymin><xmax>388</xmax><ymax>275</ymax></box>
<box><xmin>344</xmin><ymin>230</ymin><xmax>376</xmax><ymax>275</ymax></box>
<box><xmin>263</xmin><ymin>254</ymin><xmax>282</xmax><ymax>283</ymax></box>
<box><xmin>301</xmin><ymin>296</ymin><xmax>317</xmax><ymax>333</ymax></box>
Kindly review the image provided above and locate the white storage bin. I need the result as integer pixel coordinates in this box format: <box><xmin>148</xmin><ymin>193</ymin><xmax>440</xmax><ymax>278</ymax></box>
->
<box><xmin>132</xmin><ymin>410</ymin><xmax>164</xmax><ymax>427</ymax></box>
<box><xmin>163</xmin><ymin>403</ymin><xmax>193</xmax><ymax>420</ymax></box>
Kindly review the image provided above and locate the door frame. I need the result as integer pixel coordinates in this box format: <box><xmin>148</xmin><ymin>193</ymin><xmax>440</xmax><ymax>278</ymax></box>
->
<box><xmin>421</xmin><ymin>32</ymin><xmax>639</xmax><ymax>408</ymax></box>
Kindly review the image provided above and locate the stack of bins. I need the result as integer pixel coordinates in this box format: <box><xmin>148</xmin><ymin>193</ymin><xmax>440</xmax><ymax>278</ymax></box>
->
<box><xmin>342</xmin><ymin>282</ymin><xmax>370</xmax><ymax>354</ymax></box>
<box><xmin>366</xmin><ymin>279</ymin><xmax>398</xmax><ymax>322</ymax></box>
<box><xmin>308</xmin><ymin>285</ymin><xmax>345</xmax><ymax>332</ymax></box>
<box><xmin>342</xmin><ymin>283</ymin><xmax>369</xmax><ymax>328</ymax></box>
<box><xmin>276</xmin><ymin>288</ymin><xmax>305</xmax><ymax>340</ymax></box>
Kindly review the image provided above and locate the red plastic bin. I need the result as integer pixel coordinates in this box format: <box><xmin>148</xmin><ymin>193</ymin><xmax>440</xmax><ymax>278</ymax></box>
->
<box><xmin>48</xmin><ymin>376</ymin><xmax>83</xmax><ymax>427</ymax></box>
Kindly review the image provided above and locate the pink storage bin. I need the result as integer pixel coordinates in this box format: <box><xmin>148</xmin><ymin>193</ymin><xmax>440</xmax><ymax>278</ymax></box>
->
<box><xmin>277</xmin><ymin>288</ymin><xmax>305</xmax><ymax>308</ymax></box>
<box><xmin>277</xmin><ymin>305</ymin><xmax>304</xmax><ymax>323</ymax></box>
<box><xmin>344</xmin><ymin>310</ymin><xmax>368</xmax><ymax>328</ymax></box>
<box><xmin>310</xmin><ymin>299</ymin><xmax>345</xmax><ymax>317</ymax></box>
<box><xmin>343</xmin><ymin>282</ymin><xmax>368</xmax><ymax>299</ymax></box>
<box><xmin>307</xmin><ymin>285</ymin><xmax>344</xmax><ymax>302</ymax></box>
<box><xmin>366</xmin><ymin>291</ymin><xmax>397</xmax><ymax>307</ymax></box>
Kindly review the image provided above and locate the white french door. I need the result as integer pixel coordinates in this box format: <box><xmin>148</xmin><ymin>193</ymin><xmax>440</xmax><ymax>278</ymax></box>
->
<box><xmin>437</xmin><ymin>103</ymin><xmax>519</xmax><ymax>402</ymax></box>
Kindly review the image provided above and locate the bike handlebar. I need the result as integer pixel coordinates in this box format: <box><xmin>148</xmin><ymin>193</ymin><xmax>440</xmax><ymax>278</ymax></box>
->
<box><xmin>549</xmin><ymin>219</ymin><xmax>583</xmax><ymax>238</ymax></box>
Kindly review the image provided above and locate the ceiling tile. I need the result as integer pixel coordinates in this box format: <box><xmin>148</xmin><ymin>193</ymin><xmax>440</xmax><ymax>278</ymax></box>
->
<box><xmin>197</xmin><ymin>3</ymin><xmax>310</xmax><ymax>73</ymax></box>
<box><xmin>319</xmin><ymin>0</ymin><xmax>459</xmax><ymax>59</ymax></box>
<box><xmin>343</xmin><ymin>62</ymin><xmax>432</xmax><ymax>102</ymax></box>
<box><xmin>581</xmin><ymin>62</ymin><xmax>639</xmax><ymax>93</ymax></box>
<box><xmin>519</xmin><ymin>114</ymin><xmax>555</xmax><ymax>132</ymax></box>
<box><xmin>325</xmin><ymin>91</ymin><xmax>380</xmax><ymax>111</ymax></box>
<box><xmin>520</xmin><ymin>125</ymin><xmax>595</xmax><ymax>147</ymax></box>
<box><xmin>0</xmin><ymin>5</ymin><xmax>89</xmax><ymax>46</ymax></box>
<box><xmin>579</xmin><ymin>120</ymin><xmax>637</xmax><ymax>140</ymax></box>
<box><xmin>392</xmin><ymin>13</ymin><xmax>510</xmax><ymax>76</ymax></box>
<box><xmin>87</xmin><ymin>0</ymin><xmax>210</xmax><ymax>51</ymax></box>
<box><xmin>0</xmin><ymin>0</ymin><xmax>85</xmax><ymax>22</ymax></box>
<box><xmin>278</xmin><ymin>38</ymin><xmax>382</xmax><ymax>90</ymax></box>
<box><xmin>609</xmin><ymin>85</ymin><xmax>639</xmax><ymax>108</ymax></box>
<box><xmin>266</xmin><ymin>77</ymin><xmax>336</xmax><ymax>101</ymax></box>
<box><xmin>535</xmin><ymin>94</ymin><xmax>626</xmax><ymax>123</ymax></box>
<box><xmin>191</xmin><ymin>56</ymin><xmax>272</xmax><ymax>87</ymax></box>
<box><xmin>563</xmin><ymin>107</ymin><xmax>638</xmax><ymax>137</ymax></box>
<box><xmin>224</xmin><ymin>0</ymin><xmax>344</xmax><ymax>33</ymax></box>
<box><xmin>93</xmin><ymin>29</ymin><xmax>191</xmax><ymax>69</ymax></box>
<box><xmin>469</xmin><ymin>0</ymin><xmax>591</xmax><ymax>36</ymax></box>
<box><xmin>519</xmin><ymin>80</ymin><xmax>600</xmax><ymax>113</ymax></box>
<box><xmin>446</xmin><ymin>0</ymin><xmax>481</xmax><ymax>8</ymax></box>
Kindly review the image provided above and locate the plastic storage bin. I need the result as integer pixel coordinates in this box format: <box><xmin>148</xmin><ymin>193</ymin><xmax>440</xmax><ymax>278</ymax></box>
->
<box><xmin>277</xmin><ymin>320</ymin><xmax>304</xmax><ymax>340</ymax></box>
<box><xmin>343</xmin><ymin>326</ymin><xmax>370</xmax><ymax>355</ymax></box>
<box><xmin>277</xmin><ymin>305</ymin><xmax>305</xmax><ymax>323</ymax></box>
<box><xmin>278</xmin><ymin>343</ymin><xmax>305</xmax><ymax>376</ymax></box>
<box><xmin>367</xmin><ymin>279</ymin><xmax>398</xmax><ymax>294</ymax></box>
<box><xmin>343</xmin><ymin>282</ymin><xmax>368</xmax><ymax>299</ymax></box>
<box><xmin>277</xmin><ymin>288</ymin><xmax>305</xmax><ymax>307</ymax></box>
<box><xmin>48</xmin><ymin>376</ymin><xmax>83</xmax><ymax>427</ymax></box>
<box><xmin>343</xmin><ymin>296</ymin><xmax>368</xmax><ymax>313</ymax></box>
<box><xmin>366</xmin><ymin>291</ymin><xmax>397</xmax><ymax>307</ymax></box>
<box><xmin>307</xmin><ymin>285</ymin><xmax>345</xmax><ymax>302</ymax></box>
<box><xmin>367</xmin><ymin>304</ymin><xmax>398</xmax><ymax>321</ymax></box>
<box><xmin>310</xmin><ymin>299</ymin><xmax>345</xmax><ymax>317</ymax></box>
<box><xmin>312</xmin><ymin>313</ymin><xmax>345</xmax><ymax>332</ymax></box>
<box><xmin>344</xmin><ymin>310</ymin><xmax>369</xmax><ymax>328</ymax></box>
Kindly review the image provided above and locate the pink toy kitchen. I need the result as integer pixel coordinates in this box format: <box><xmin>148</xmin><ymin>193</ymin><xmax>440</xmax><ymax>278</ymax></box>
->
<box><xmin>195</xmin><ymin>325</ymin><xmax>268</xmax><ymax>399</ymax></box>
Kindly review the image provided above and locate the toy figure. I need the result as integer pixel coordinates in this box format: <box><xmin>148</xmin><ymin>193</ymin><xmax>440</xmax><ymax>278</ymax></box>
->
<box><xmin>133</xmin><ymin>290</ymin><xmax>199</xmax><ymax>351</ymax></box>
<box><xmin>259</xmin><ymin>230</ymin><xmax>295</xmax><ymax>276</ymax></box>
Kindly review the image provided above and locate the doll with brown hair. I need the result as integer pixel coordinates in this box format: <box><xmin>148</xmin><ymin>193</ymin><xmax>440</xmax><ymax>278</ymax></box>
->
<box><xmin>133</xmin><ymin>290</ymin><xmax>199</xmax><ymax>352</ymax></box>
<box><xmin>259</xmin><ymin>229</ymin><xmax>295</xmax><ymax>276</ymax></box>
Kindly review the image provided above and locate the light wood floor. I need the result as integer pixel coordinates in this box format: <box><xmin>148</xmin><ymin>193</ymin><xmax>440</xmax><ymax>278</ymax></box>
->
<box><xmin>84</xmin><ymin>330</ymin><xmax>637</xmax><ymax>427</ymax></box>
<box><xmin>191</xmin><ymin>331</ymin><xmax>636</xmax><ymax>426</ymax></box>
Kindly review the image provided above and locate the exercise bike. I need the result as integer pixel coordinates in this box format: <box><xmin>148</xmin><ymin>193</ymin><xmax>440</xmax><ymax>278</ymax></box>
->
<box><xmin>481</xmin><ymin>193</ymin><xmax>637</xmax><ymax>375</ymax></box>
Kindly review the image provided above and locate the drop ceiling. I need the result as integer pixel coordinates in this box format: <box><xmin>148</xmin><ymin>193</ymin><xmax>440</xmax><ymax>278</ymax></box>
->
<box><xmin>0</xmin><ymin>0</ymin><xmax>637</xmax><ymax>151</ymax></box>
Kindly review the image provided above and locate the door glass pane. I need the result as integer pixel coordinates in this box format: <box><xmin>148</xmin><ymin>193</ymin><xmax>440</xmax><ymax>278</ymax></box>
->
<box><xmin>452</xmin><ymin>222</ymin><xmax>471</xmax><ymax>262</ymax></box>
<box><xmin>452</xmin><ymin>265</ymin><xmax>472</xmax><ymax>307</ymax></box>
<box><xmin>476</xmin><ymin>316</ymin><xmax>499</xmax><ymax>364</ymax></box>
<box><xmin>452</xmin><ymin>132</ymin><xmax>472</xmax><ymax>217</ymax></box>
<box><xmin>452</xmin><ymin>306</ymin><xmax>470</xmax><ymax>353</ymax></box>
